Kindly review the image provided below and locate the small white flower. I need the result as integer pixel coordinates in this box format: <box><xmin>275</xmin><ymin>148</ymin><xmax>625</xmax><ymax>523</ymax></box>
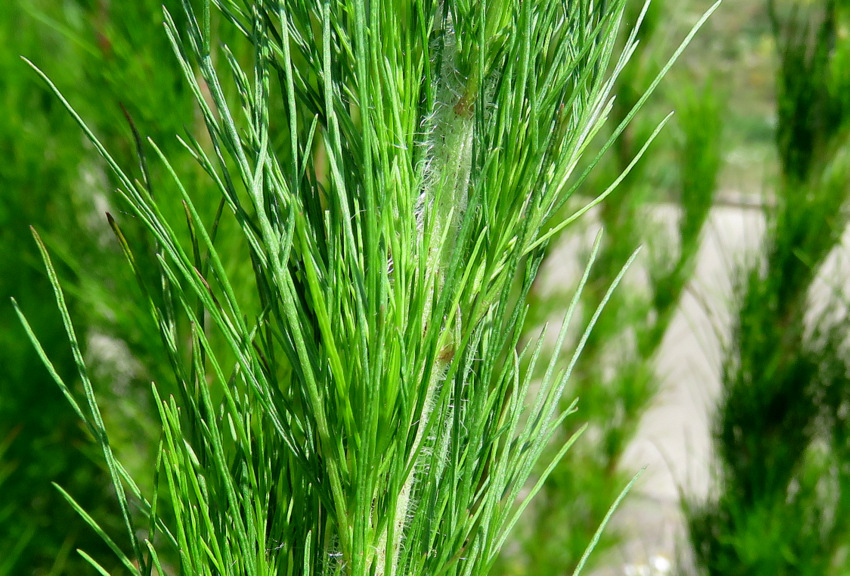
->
<box><xmin>623</xmin><ymin>564</ymin><xmax>650</xmax><ymax>576</ymax></box>
<box><xmin>651</xmin><ymin>554</ymin><xmax>672</xmax><ymax>574</ymax></box>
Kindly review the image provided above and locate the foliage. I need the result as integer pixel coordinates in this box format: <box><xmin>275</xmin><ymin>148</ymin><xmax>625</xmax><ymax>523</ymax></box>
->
<box><xmin>0</xmin><ymin>1</ymin><xmax>250</xmax><ymax>572</ymax></box>
<box><xmin>683</xmin><ymin>1</ymin><xmax>850</xmax><ymax>574</ymax></box>
<box><xmin>14</xmin><ymin>0</ymin><xmax>715</xmax><ymax>574</ymax></box>
<box><xmin>1</xmin><ymin>1</ymin><xmax>138</xmax><ymax>572</ymax></box>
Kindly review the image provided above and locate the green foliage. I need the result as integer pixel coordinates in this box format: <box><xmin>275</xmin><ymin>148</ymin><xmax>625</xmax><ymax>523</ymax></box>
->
<box><xmin>0</xmin><ymin>1</ymin><xmax>248</xmax><ymax>572</ymax></box>
<box><xmin>683</xmin><ymin>1</ymin><xmax>850</xmax><ymax>574</ymax></box>
<box><xmin>1</xmin><ymin>1</ymin><xmax>129</xmax><ymax>572</ymax></box>
<box><xmin>14</xmin><ymin>0</ymin><xmax>714</xmax><ymax>574</ymax></box>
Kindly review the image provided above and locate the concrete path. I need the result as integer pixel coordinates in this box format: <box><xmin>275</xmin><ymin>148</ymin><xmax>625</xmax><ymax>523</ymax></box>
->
<box><xmin>541</xmin><ymin>201</ymin><xmax>769</xmax><ymax>575</ymax></box>
<box><xmin>606</xmin><ymin>203</ymin><xmax>766</xmax><ymax>575</ymax></box>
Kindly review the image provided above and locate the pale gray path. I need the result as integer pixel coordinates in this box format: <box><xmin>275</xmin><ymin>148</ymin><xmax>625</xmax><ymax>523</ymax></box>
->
<box><xmin>540</xmin><ymin>201</ymin><xmax>769</xmax><ymax>575</ymax></box>
<box><xmin>603</xmin><ymin>203</ymin><xmax>765</xmax><ymax>576</ymax></box>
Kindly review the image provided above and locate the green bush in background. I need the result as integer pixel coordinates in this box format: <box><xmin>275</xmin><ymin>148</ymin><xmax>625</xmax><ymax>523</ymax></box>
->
<box><xmin>1</xmin><ymin>1</ymin><xmax>247</xmax><ymax>572</ymax></box>
<box><xmin>1</xmin><ymin>1</ymin><xmax>134</xmax><ymax>571</ymax></box>
<box><xmin>683</xmin><ymin>1</ymin><xmax>850</xmax><ymax>574</ymax></box>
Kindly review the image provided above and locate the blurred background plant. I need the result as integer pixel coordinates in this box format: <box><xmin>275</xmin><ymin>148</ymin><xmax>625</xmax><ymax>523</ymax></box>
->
<box><xmin>682</xmin><ymin>0</ymin><xmax>850</xmax><ymax>574</ymax></box>
<box><xmin>498</xmin><ymin>0</ymin><xmax>850</xmax><ymax>574</ymax></box>
<box><xmin>0</xmin><ymin>0</ymin><xmax>251</xmax><ymax>572</ymax></box>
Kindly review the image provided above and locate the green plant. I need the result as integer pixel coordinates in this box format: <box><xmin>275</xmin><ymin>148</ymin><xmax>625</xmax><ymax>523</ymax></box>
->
<box><xmin>0</xmin><ymin>2</ymin><xmax>143</xmax><ymax>572</ymax></box>
<box><xmin>683</xmin><ymin>1</ymin><xmax>850</xmax><ymax>574</ymax></box>
<box><xmin>15</xmin><ymin>0</ymin><xmax>715</xmax><ymax>573</ymax></box>
<box><xmin>1</xmin><ymin>2</ymin><xmax>263</xmax><ymax>572</ymax></box>
<box><xmin>0</xmin><ymin>6</ymin><xmax>243</xmax><ymax>575</ymax></box>
<box><xmin>503</xmin><ymin>1</ymin><xmax>725</xmax><ymax>571</ymax></box>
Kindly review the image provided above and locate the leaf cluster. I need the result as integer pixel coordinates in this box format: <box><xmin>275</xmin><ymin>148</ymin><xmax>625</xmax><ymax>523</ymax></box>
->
<box><xmin>17</xmin><ymin>0</ymin><xmax>713</xmax><ymax>574</ymax></box>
